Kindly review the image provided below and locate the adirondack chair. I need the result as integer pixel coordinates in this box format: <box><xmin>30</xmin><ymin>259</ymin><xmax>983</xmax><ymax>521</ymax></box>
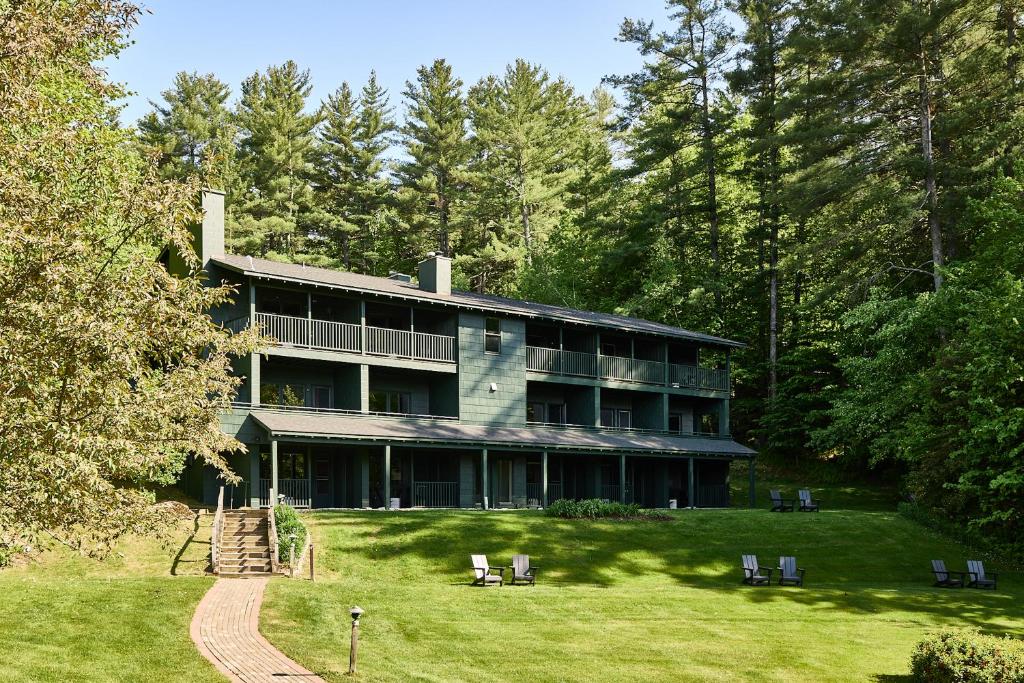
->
<box><xmin>777</xmin><ymin>556</ymin><xmax>805</xmax><ymax>586</ymax></box>
<box><xmin>508</xmin><ymin>554</ymin><xmax>538</xmax><ymax>586</ymax></box>
<box><xmin>741</xmin><ymin>554</ymin><xmax>772</xmax><ymax>586</ymax></box>
<box><xmin>769</xmin><ymin>489</ymin><xmax>794</xmax><ymax>512</ymax></box>
<box><xmin>931</xmin><ymin>560</ymin><xmax>965</xmax><ymax>588</ymax></box>
<box><xmin>966</xmin><ymin>560</ymin><xmax>998</xmax><ymax>590</ymax></box>
<box><xmin>797</xmin><ymin>489</ymin><xmax>820</xmax><ymax>512</ymax></box>
<box><xmin>470</xmin><ymin>554</ymin><xmax>504</xmax><ymax>586</ymax></box>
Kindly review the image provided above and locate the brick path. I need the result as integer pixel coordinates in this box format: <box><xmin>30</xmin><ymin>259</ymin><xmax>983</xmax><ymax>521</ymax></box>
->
<box><xmin>191</xmin><ymin>578</ymin><xmax>325</xmax><ymax>682</ymax></box>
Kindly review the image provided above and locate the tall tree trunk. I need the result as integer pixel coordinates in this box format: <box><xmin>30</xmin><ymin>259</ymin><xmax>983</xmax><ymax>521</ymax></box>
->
<box><xmin>699</xmin><ymin>73</ymin><xmax>722</xmax><ymax>312</ymax></box>
<box><xmin>518</xmin><ymin>163</ymin><xmax>532</xmax><ymax>265</ymax></box>
<box><xmin>437</xmin><ymin>171</ymin><xmax>449</xmax><ymax>256</ymax></box>
<box><xmin>919</xmin><ymin>53</ymin><xmax>944</xmax><ymax>292</ymax></box>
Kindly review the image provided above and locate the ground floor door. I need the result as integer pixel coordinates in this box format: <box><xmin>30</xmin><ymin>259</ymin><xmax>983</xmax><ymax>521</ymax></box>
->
<box><xmin>312</xmin><ymin>454</ymin><xmax>333</xmax><ymax>508</ymax></box>
<box><xmin>492</xmin><ymin>458</ymin><xmax>513</xmax><ymax>507</ymax></box>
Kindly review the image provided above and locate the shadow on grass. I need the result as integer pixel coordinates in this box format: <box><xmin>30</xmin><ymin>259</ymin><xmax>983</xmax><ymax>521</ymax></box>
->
<box><xmin>301</xmin><ymin>508</ymin><xmax>1023</xmax><ymax>635</ymax></box>
<box><xmin>171</xmin><ymin>512</ymin><xmax>210</xmax><ymax>576</ymax></box>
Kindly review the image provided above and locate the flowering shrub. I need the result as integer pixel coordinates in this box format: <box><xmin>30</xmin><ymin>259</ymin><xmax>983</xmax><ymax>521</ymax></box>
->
<box><xmin>911</xmin><ymin>630</ymin><xmax>1024</xmax><ymax>682</ymax></box>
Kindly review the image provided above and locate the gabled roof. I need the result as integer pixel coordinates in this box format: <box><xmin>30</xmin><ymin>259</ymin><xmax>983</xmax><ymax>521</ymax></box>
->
<box><xmin>248</xmin><ymin>409</ymin><xmax>756</xmax><ymax>458</ymax></box>
<box><xmin>210</xmin><ymin>254</ymin><xmax>744</xmax><ymax>348</ymax></box>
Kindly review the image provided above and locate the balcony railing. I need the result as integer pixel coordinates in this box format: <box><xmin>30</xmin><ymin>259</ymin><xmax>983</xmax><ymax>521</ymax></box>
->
<box><xmin>413</xmin><ymin>481</ymin><xmax>459</xmax><ymax>508</ymax></box>
<box><xmin>526</xmin><ymin>346</ymin><xmax>728</xmax><ymax>391</ymax></box>
<box><xmin>548</xmin><ymin>482</ymin><xmax>564</xmax><ymax>502</ymax></box>
<box><xmin>259</xmin><ymin>477</ymin><xmax>311</xmax><ymax>508</ymax></box>
<box><xmin>525</xmin><ymin>483</ymin><xmax>544</xmax><ymax>506</ymax></box>
<box><xmin>231</xmin><ymin>312</ymin><xmax>456</xmax><ymax>363</ymax></box>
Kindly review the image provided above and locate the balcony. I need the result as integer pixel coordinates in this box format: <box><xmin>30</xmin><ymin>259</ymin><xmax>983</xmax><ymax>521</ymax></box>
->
<box><xmin>230</xmin><ymin>312</ymin><xmax>456</xmax><ymax>363</ymax></box>
<box><xmin>526</xmin><ymin>346</ymin><xmax>728</xmax><ymax>391</ymax></box>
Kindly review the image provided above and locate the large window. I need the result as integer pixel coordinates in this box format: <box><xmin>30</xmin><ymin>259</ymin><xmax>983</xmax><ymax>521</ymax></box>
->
<box><xmin>260</xmin><ymin>382</ymin><xmax>305</xmax><ymax>407</ymax></box>
<box><xmin>527</xmin><ymin>402</ymin><xmax>565</xmax><ymax>424</ymax></box>
<box><xmin>484</xmin><ymin>317</ymin><xmax>501</xmax><ymax>354</ymax></box>
<box><xmin>312</xmin><ymin>385</ymin><xmax>332</xmax><ymax>410</ymax></box>
<box><xmin>669</xmin><ymin>412</ymin><xmax>683</xmax><ymax>433</ymax></box>
<box><xmin>601</xmin><ymin>408</ymin><xmax>632</xmax><ymax>429</ymax></box>
<box><xmin>369</xmin><ymin>390</ymin><xmax>411</xmax><ymax>414</ymax></box>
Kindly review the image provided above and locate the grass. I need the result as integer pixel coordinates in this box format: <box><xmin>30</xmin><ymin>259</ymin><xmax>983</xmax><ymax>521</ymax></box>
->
<box><xmin>260</xmin><ymin>486</ymin><xmax>1023</xmax><ymax>682</ymax></box>
<box><xmin>0</xmin><ymin>512</ymin><xmax>220</xmax><ymax>682</ymax></box>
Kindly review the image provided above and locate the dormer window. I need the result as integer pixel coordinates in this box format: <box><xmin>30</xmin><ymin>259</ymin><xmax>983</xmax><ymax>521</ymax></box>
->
<box><xmin>484</xmin><ymin>317</ymin><xmax>501</xmax><ymax>354</ymax></box>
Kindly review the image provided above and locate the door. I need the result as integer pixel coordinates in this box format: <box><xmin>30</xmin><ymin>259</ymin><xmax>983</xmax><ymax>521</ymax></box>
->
<box><xmin>494</xmin><ymin>459</ymin><xmax>513</xmax><ymax>506</ymax></box>
<box><xmin>312</xmin><ymin>455</ymin><xmax>333</xmax><ymax>508</ymax></box>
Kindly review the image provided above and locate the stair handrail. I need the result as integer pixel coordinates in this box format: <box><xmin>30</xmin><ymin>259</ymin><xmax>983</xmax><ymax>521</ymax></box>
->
<box><xmin>211</xmin><ymin>485</ymin><xmax>225</xmax><ymax>575</ymax></box>
<box><xmin>267</xmin><ymin>489</ymin><xmax>280</xmax><ymax>573</ymax></box>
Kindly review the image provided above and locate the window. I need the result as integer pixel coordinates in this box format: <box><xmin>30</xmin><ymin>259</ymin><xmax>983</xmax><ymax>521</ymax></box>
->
<box><xmin>527</xmin><ymin>402</ymin><xmax>565</xmax><ymax>424</ymax></box>
<box><xmin>369</xmin><ymin>390</ymin><xmax>412</xmax><ymax>414</ymax></box>
<box><xmin>547</xmin><ymin>403</ymin><xmax>566</xmax><ymax>425</ymax></box>
<box><xmin>312</xmin><ymin>385</ymin><xmax>332</xmax><ymax>410</ymax></box>
<box><xmin>700</xmin><ymin>412</ymin><xmax>718</xmax><ymax>435</ymax></box>
<box><xmin>669</xmin><ymin>412</ymin><xmax>683</xmax><ymax>433</ymax></box>
<box><xmin>259</xmin><ymin>383</ymin><xmax>306</xmax><ymax>407</ymax></box>
<box><xmin>484</xmin><ymin>317</ymin><xmax>501</xmax><ymax>354</ymax></box>
<box><xmin>601</xmin><ymin>408</ymin><xmax>632</xmax><ymax>429</ymax></box>
<box><xmin>527</xmin><ymin>401</ymin><xmax>545</xmax><ymax>423</ymax></box>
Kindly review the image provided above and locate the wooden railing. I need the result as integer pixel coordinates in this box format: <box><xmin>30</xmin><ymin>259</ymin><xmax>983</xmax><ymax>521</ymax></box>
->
<box><xmin>241</xmin><ymin>312</ymin><xmax>456</xmax><ymax>363</ymax></box>
<box><xmin>695</xmin><ymin>484</ymin><xmax>730</xmax><ymax>508</ymax></box>
<box><xmin>526</xmin><ymin>345</ymin><xmax>728</xmax><ymax>391</ymax></box>
<box><xmin>525</xmin><ymin>483</ymin><xmax>544</xmax><ymax>506</ymax></box>
<box><xmin>260</xmin><ymin>477</ymin><xmax>311</xmax><ymax>508</ymax></box>
<box><xmin>600</xmin><ymin>484</ymin><xmax>621</xmax><ymax>502</ymax></box>
<box><xmin>548</xmin><ymin>483</ymin><xmax>564</xmax><ymax>502</ymax></box>
<box><xmin>599</xmin><ymin>355</ymin><xmax>664</xmax><ymax>384</ymax></box>
<box><xmin>413</xmin><ymin>481</ymin><xmax>459</xmax><ymax>508</ymax></box>
<box><xmin>211</xmin><ymin>485</ymin><xmax>225</xmax><ymax>575</ymax></box>
<box><xmin>267</xmin><ymin>490</ymin><xmax>280</xmax><ymax>573</ymax></box>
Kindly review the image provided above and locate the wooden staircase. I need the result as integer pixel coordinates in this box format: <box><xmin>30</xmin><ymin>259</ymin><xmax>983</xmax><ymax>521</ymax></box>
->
<box><xmin>216</xmin><ymin>510</ymin><xmax>274</xmax><ymax>577</ymax></box>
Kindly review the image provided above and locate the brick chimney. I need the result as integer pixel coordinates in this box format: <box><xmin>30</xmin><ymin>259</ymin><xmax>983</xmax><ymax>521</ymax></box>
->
<box><xmin>417</xmin><ymin>252</ymin><xmax>451</xmax><ymax>295</ymax></box>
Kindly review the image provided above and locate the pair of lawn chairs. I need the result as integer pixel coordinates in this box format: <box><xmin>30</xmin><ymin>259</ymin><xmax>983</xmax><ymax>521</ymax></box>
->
<box><xmin>741</xmin><ymin>554</ymin><xmax>806</xmax><ymax>587</ymax></box>
<box><xmin>470</xmin><ymin>554</ymin><xmax>537</xmax><ymax>586</ymax></box>
<box><xmin>769</xmin><ymin>489</ymin><xmax>820</xmax><ymax>512</ymax></box>
<box><xmin>931</xmin><ymin>560</ymin><xmax>998</xmax><ymax>589</ymax></box>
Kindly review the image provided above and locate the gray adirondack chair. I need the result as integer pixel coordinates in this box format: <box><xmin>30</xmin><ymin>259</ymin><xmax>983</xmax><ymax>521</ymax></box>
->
<box><xmin>777</xmin><ymin>556</ymin><xmax>805</xmax><ymax>586</ymax></box>
<box><xmin>769</xmin><ymin>489</ymin><xmax>794</xmax><ymax>512</ymax></box>
<box><xmin>508</xmin><ymin>554</ymin><xmax>537</xmax><ymax>585</ymax></box>
<box><xmin>797</xmin><ymin>489</ymin><xmax>820</xmax><ymax>512</ymax></box>
<box><xmin>966</xmin><ymin>560</ymin><xmax>998</xmax><ymax>590</ymax></box>
<box><xmin>741</xmin><ymin>554</ymin><xmax>772</xmax><ymax>586</ymax></box>
<box><xmin>470</xmin><ymin>554</ymin><xmax>504</xmax><ymax>586</ymax></box>
<box><xmin>931</xmin><ymin>560</ymin><xmax>965</xmax><ymax>588</ymax></box>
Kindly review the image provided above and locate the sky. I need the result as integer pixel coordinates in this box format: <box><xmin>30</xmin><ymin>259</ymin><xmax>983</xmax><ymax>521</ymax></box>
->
<box><xmin>105</xmin><ymin>1</ymin><xmax>672</xmax><ymax>125</ymax></box>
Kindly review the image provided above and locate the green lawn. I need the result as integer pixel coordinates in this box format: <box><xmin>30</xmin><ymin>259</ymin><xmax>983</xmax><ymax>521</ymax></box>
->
<box><xmin>261</xmin><ymin>497</ymin><xmax>1023</xmax><ymax>682</ymax></box>
<box><xmin>0</xmin><ymin>513</ymin><xmax>220</xmax><ymax>682</ymax></box>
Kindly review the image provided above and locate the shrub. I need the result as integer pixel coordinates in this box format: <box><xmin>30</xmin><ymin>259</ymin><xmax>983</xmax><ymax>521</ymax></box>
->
<box><xmin>273</xmin><ymin>504</ymin><xmax>308</xmax><ymax>566</ymax></box>
<box><xmin>911</xmin><ymin>630</ymin><xmax>1024</xmax><ymax>682</ymax></box>
<box><xmin>545</xmin><ymin>498</ymin><xmax>671</xmax><ymax>521</ymax></box>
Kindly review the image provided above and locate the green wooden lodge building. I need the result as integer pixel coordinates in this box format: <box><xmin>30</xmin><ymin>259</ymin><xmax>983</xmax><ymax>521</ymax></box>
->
<box><xmin>177</xmin><ymin>191</ymin><xmax>756</xmax><ymax>510</ymax></box>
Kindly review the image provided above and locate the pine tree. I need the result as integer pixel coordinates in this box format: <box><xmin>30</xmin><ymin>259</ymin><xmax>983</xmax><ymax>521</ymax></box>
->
<box><xmin>232</xmin><ymin>60</ymin><xmax>320</xmax><ymax>261</ymax></box>
<box><xmin>397</xmin><ymin>59</ymin><xmax>470</xmax><ymax>259</ymax></box>
<box><xmin>137</xmin><ymin>71</ymin><xmax>236</xmax><ymax>186</ymax></box>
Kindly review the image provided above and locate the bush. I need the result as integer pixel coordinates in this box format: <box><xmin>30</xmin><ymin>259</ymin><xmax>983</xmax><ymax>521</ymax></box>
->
<box><xmin>545</xmin><ymin>498</ymin><xmax>671</xmax><ymax>521</ymax></box>
<box><xmin>911</xmin><ymin>630</ymin><xmax>1024</xmax><ymax>682</ymax></box>
<box><xmin>273</xmin><ymin>504</ymin><xmax>308</xmax><ymax>566</ymax></box>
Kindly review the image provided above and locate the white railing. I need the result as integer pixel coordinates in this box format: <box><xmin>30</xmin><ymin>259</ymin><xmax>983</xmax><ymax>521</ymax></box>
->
<box><xmin>211</xmin><ymin>485</ymin><xmax>225</xmax><ymax>575</ymax></box>
<box><xmin>599</xmin><ymin>355</ymin><xmax>664</xmax><ymax>384</ymax></box>
<box><xmin>367</xmin><ymin>325</ymin><xmax>455</xmax><ymax>363</ymax></box>
<box><xmin>668</xmin><ymin>363</ymin><xmax>729</xmax><ymax>391</ymax></box>
<box><xmin>526</xmin><ymin>346</ymin><xmax>598</xmax><ymax>377</ymax></box>
<box><xmin>254</xmin><ymin>312</ymin><xmax>361</xmax><ymax>353</ymax></box>
<box><xmin>267</xmin><ymin>491</ymin><xmax>279</xmax><ymax>573</ymax></box>
<box><xmin>261</xmin><ymin>477</ymin><xmax>310</xmax><ymax>508</ymax></box>
<box><xmin>413</xmin><ymin>481</ymin><xmax>459</xmax><ymax>508</ymax></box>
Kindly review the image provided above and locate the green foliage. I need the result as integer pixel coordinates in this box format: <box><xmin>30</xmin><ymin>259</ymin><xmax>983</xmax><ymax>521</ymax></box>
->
<box><xmin>274</xmin><ymin>504</ymin><xmax>308</xmax><ymax>565</ymax></box>
<box><xmin>545</xmin><ymin>498</ymin><xmax>671</xmax><ymax>521</ymax></box>
<box><xmin>0</xmin><ymin>0</ymin><xmax>259</xmax><ymax>556</ymax></box>
<box><xmin>910</xmin><ymin>630</ymin><xmax>1024</xmax><ymax>683</ymax></box>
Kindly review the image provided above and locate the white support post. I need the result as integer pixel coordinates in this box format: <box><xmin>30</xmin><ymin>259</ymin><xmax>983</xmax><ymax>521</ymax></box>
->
<box><xmin>271</xmin><ymin>439</ymin><xmax>279</xmax><ymax>508</ymax></box>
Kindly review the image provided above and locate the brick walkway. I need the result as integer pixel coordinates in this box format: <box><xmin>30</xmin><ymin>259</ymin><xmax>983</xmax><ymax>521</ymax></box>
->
<box><xmin>190</xmin><ymin>578</ymin><xmax>325</xmax><ymax>682</ymax></box>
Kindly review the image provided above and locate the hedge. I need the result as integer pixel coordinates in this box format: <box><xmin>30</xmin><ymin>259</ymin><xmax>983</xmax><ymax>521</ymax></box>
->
<box><xmin>545</xmin><ymin>498</ymin><xmax>671</xmax><ymax>521</ymax></box>
<box><xmin>273</xmin><ymin>504</ymin><xmax>308</xmax><ymax>566</ymax></box>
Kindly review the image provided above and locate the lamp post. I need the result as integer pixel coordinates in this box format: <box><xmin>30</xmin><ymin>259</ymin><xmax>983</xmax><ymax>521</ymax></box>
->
<box><xmin>288</xmin><ymin>533</ymin><xmax>296</xmax><ymax>578</ymax></box>
<box><xmin>348</xmin><ymin>606</ymin><xmax>364</xmax><ymax>674</ymax></box>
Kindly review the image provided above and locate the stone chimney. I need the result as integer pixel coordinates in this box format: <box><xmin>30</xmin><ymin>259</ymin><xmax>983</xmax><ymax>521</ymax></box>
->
<box><xmin>194</xmin><ymin>189</ymin><xmax>225</xmax><ymax>267</ymax></box>
<box><xmin>417</xmin><ymin>252</ymin><xmax>452</xmax><ymax>295</ymax></box>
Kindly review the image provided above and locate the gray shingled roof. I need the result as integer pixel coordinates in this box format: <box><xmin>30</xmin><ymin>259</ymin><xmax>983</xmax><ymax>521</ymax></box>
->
<box><xmin>211</xmin><ymin>254</ymin><xmax>743</xmax><ymax>348</ymax></box>
<box><xmin>248</xmin><ymin>410</ymin><xmax>756</xmax><ymax>458</ymax></box>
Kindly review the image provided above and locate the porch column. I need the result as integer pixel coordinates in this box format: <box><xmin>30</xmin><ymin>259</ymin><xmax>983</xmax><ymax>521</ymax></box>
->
<box><xmin>384</xmin><ymin>445</ymin><xmax>391</xmax><ymax>510</ymax></box>
<box><xmin>410</xmin><ymin>451</ymin><xmax>416</xmax><ymax>507</ymax></box>
<box><xmin>270</xmin><ymin>439</ymin><xmax>279</xmax><ymax>507</ymax></box>
<box><xmin>359</xmin><ymin>299</ymin><xmax>367</xmax><ymax>354</ymax></box>
<box><xmin>687</xmin><ymin>456</ymin><xmax>695</xmax><ymax>509</ymax></box>
<box><xmin>481</xmin><ymin>448</ymin><xmax>489</xmax><ymax>510</ymax></box>
<box><xmin>541</xmin><ymin>450</ymin><xmax>549</xmax><ymax>507</ymax></box>
<box><xmin>248</xmin><ymin>444</ymin><xmax>261</xmax><ymax>508</ymax></box>
<box><xmin>748</xmin><ymin>458</ymin><xmax>756</xmax><ymax>509</ymax></box>
<box><xmin>619</xmin><ymin>453</ymin><xmax>626</xmax><ymax>504</ymax></box>
<box><xmin>718</xmin><ymin>399</ymin><xmax>730</xmax><ymax>437</ymax></box>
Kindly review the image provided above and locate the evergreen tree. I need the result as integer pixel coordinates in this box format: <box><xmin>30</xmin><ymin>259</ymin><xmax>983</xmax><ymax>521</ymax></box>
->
<box><xmin>397</xmin><ymin>59</ymin><xmax>471</xmax><ymax>259</ymax></box>
<box><xmin>232</xmin><ymin>60</ymin><xmax>320</xmax><ymax>261</ymax></box>
<box><xmin>137</xmin><ymin>71</ymin><xmax>236</xmax><ymax>185</ymax></box>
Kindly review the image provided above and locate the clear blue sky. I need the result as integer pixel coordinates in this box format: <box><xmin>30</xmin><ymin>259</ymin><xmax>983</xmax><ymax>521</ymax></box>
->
<box><xmin>106</xmin><ymin>1</ymin><xmax>671</xmax><ymax>125</ymax></box>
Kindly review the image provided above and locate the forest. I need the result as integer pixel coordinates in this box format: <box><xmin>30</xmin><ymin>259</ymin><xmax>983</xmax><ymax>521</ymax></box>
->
<box><xmin>136</xmin><ymin>0</ymin><xmax>1024</xmax><ymax>555</ymax></box>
